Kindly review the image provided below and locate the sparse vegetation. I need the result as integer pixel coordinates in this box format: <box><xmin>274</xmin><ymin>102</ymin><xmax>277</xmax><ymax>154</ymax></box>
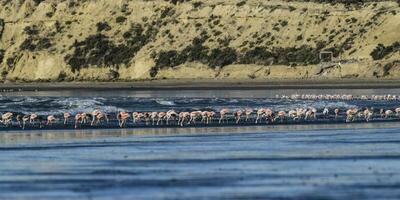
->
<box><xmin>239</xmin><ymin>47</ymin><xmax>274</xmax><ymax>65</ymax></box>
<box><xmin>152</xmin><ymin>37</ymin><xmax>237</xmax><ymax>76</ymax></box>
<box><xmin>20</xmin><ymin>25</ymin><xmax>53</xmax><ymax>51</ymax></box>
<box><xmin>65</xmin><ymin>34</ymin><xmax>133</xmax><ymax>72</ymax></box>
<box><xmin>96</xmin><ymin>22</ymin><xmax>111</xmax><ymax>32</ymax></box>
<box><xmin>288</xmin><ymin>6</ymin><xmax>296</xmax><ymax>11</ymax></box>
<box><xmin>151</xmin><ymin>36</ymin><xmax>326</xmax><ymax>77</ymax></box>
<box><xmin>116</xmin><ymin>16</ymin><xmax>127</xmax><ymax>23</ymax></box>
<box><xmin>24</xmin><ymin>25</ymin><xmax>39</xmax><ymax>35</ymax></box>
<box><xmin>0</xmin><ymin>18</ymin><xmax>4</xmax><ymax>39</ymax></box>
<box><xmin>65</xmin><ymin>23</ymin><xmax>158</xmax><ymax>72</ymax></box>
<box><xmin>383</xmin><ymin>61</ymin><xmax>400</xmax><ymax>76</ymax></box>
<box><xmin>297</xmin><ymin>0</ymin><xmax>387</xmax><ymax>4</ymax></box>
<box><xmin>236</xmin><ymin>1</ymin><xmax>246</xmax><ymax>7</ymax></box>
<box><xmin>32</xmin><ymin>0</ymin><xmax>45</xmax><ymax>6</ymax></box>
<box><xmin>280</xmin><ymin>20</ymin><xmax>288</xmax><ymax>27</ymax></box>
<box><xmin>370</xmin><ymin>42</ymin><xmax>400</xmax><ymax>60</ymax></box>
<box><xmin>208</xmin><ymin>48</ymin><xmax>237</xmax><ymax>68</ymax></box>
<box><xmin>0</xmin><ymin>0</ymin><xmax>399</xmax><ymax>81</ymax></box>
<box><xmin>0</xmin><ymin>49</ymin><xmax>4</xmax><ymax>64</ymax></box>
<box><xmin>6</xmin><ymin>55</ymin><xmax>18</xmax><ymax>69</ymax></box>
<box><xmin>192</xmin><ymin>1</ymin><xmax>203</xmax><ymax>8</ymax></box>
<box><xmin>45</xmin><ymin>12</ymin><xmax>54</xmax><ymax>18</ymax></box>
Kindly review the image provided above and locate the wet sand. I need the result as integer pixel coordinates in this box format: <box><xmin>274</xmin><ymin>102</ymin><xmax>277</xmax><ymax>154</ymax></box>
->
<box><xmin>1</xmin><ymin>79</ymin><xmax>400</xmax><ymax>91</ymax></box>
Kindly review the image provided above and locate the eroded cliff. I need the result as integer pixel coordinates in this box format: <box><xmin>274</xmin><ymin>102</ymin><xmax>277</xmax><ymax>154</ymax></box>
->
<box><xmin>0</xmin><ymin>0</ymin><xmax>399</xmax><ymax>81</ymax></box>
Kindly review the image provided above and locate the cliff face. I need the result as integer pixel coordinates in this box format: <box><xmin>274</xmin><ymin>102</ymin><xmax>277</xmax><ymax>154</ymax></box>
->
<box><xmin>0</xmin><ymin>0</ymin><xmax>399</xmax><ymax>82</ymax></box>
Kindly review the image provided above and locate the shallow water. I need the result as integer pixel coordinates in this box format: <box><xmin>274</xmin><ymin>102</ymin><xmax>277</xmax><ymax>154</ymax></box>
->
<box><xmin>0</xmin><ymin>89</ymin><xmax>400</xmax><ymax>116</ymax></box>
<box><xmin>1</xmin><ymin>124</ymin><xmax>400</xmax><ymax>200</ymax></box>
<box><xmin>1</xmin><ymin>89</ymin><xmax>400</xmax><ymax>199</ymax></box>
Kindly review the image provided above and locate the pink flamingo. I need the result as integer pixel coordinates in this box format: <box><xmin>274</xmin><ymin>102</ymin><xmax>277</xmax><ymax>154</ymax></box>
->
<box><xmin>117</xmin><ymin>111</ymin><xmax>130</xmax><ymax>128</ymax></box>
<box><xmin>395</xmin><ymin>107</ymin><xmax>400</xmax><ymax>117</ymax></box>
<box><xmin>22</xmin><ymin>115</ymin><xmax>30</xmax><ymax>129</ymax></box>
<box><xmin>206</xmin><ymin>111</ymin><xmax>215</xmax><ymax>124</ymax></box>
<box><xmin>63</xmin><ymin>113</ymin><xmax>71</xmax><ymax>125</ymax></box>
<box><xmin>334</xmin><ymin>108</ymin><xmax>340</xmax><ymax>119</ymax></box>
<box><xmin>16</xmin><ymin>115</ymin><xmax>22</xmax><ymax>128</ymax></box>
<box><xmin>132</xmin><ymin>112</ymin><xmax>144</xmax><ymax>124</ymax></box>
<box><xmin>178</xmin><ymin>112</ymin><xmax>190</xmax><ymax>126</ymax></box>
<box><xmin>264</xmin><ymin>109</ymin><xmax>275</xmax><ymax>123</ymax></box>
<box><xmin>384</xmin><ymin>110</ymin><xmax>393</xmax><ymax>118</ymax></box>
<box><xmin>150</xmin><ymin>112</ymin><xmax>158</xmax><ymax>125</ymax></box>
<box><xmin>189</xmin><ymin>111</ymin><xmax>202</xmax><ymax>125</ymax></box>
<box><xmin>157</xmin><ymin>112</ymin><xmax>167</xmax><ymax>125</ymax></box>
<box><xmin>322</xmin><ymin>107</ymin><xmax>329</xmax><ymax>118</ymax></box>
<box><xmin>201</xmin><ymin>111</ymin><xmax>215</xmax><ymax>124</ymax></box>
<box><xmin>288</xmin><ymin>110</ymin><xmax>298</xmax><ymax>120</ymax></box>
<box><xmin>46</xmin><ymin>115</ymin><xmax>56</xmax><ymax>126</ymax></box>
<box><xmin>74</xmin><ymin>113</ymin><xmax>86</xmax><ymax>129</ymax></box>
<box><xmin>275</xmin><ymin>111</ymin><xmax>286</xmax><ymax>123</ymax></box>
<box><xmin>244</xmin><ymin>108</ymin><xmax>253</xmax><ymax>122</ymax></box>
<box><xmin>255</xmin><ymin>108</ymin><xmax>266</xmax><ymax>124</ymax></box>
<box><xmin>219</xmin><ymin>109</ymin><xmax>230</xmax><ymax>124</ymax></box>
<box><xmin>91</xmin><ymin>109</ymin><xmax>108</xmax><ymax>126</ymax></box>
<box><xmin>346</xmin><ymin>108</ymin><xmax>358</xmax><ymax>122</ymax></box>
<box><xmin>143</xmin><ymin>112</ymin><xmax>151</xmax><ymax>125</ymax></box>
<box><xmin>380</xmin><ymin>109</ymin><xmax>385</xmax><ymax>118</ymax></box>
<box><xmin>1</xmin><ymin>112</ymin><xmax>13</xmax><ymax>126</ymax></box>
<box><xmin>234</xmin><ymin>110</ymin><xmax>243</xmax><ymax>124</ymax></box>
<box><xmin>166</xmin><ymin>110</ymin><xmax>178</xmax><ymax>125</ymax></box>
<box><xmin>363</xmin><ymin>108</ymin><xmax>373</xmax><ymax>122</ymax></box>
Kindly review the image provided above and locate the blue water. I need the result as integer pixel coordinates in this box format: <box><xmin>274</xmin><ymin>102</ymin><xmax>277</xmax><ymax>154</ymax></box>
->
<box><xmin>1</xmin><ymin>124</ymin><xmax>400</xmax><ymax>200</ymax></box>
<box><xmin>1</xmin><ymin>89</ymin><xmax>400</xmax><ymax>199</ymax></box>
<box><xmin>1</xmin><ymin>89</ymin><xmax>400</xmax><ymax>116</ymax></box>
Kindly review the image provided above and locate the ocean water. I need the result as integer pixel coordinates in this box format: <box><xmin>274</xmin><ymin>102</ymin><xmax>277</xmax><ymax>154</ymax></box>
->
<box><xmin>0</xmin><ymin>88</ymin><xmax>400</xmax><ymax>116</ymax></box>
<box><xmin>1</xmin><ymin>124</ymin><xmax>400</xmax><ymax>200</ymax></box>
<box><xmin>0</xmin><ymin>89</ymin><xmax>400</xmax><ymax>199</ymax></box>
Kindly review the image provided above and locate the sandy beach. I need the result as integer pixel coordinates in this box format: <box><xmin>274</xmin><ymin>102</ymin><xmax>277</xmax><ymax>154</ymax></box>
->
<box><xmin>1</xmin><ymin>79</ymin><xmax>400</xmax><ymax>91</ymax></box>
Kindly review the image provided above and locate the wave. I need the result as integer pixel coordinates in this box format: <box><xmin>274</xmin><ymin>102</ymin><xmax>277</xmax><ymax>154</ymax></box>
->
<box><xmin>0</xmin><ymin>96</ymin><xmax>393</xmax><ymax>116</ymax></box>
<box><xmin>156</xmin><ymin>100</ymin><xmax>176</xmax><ymax>106</ymax></box>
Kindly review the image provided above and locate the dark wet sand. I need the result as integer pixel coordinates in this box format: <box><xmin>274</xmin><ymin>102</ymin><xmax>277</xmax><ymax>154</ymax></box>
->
<box><xmin>1</xmin><ymin>79</ymin><xmax>400</xmax><ymax>91</ymax></box>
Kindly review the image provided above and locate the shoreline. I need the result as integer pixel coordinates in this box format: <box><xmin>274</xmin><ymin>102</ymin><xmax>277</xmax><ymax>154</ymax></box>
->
<box><xmin>1</xmin><ymin>79</ymin><xmax>400</xmax><ymax>91</ymax></box>
<box><xmin>2</xmin><ymin>122</ymin><xmax>400</xmax><ymax>144</ymax></box>
<box><xmin>1</xmin><ymin>117</ymin><xmax>400</xmax><ymax>132</ymax></box>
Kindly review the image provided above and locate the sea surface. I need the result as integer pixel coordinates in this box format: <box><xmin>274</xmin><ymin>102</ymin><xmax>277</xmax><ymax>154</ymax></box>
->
<box><xmin>1</xmin><ymin>88</ymin><xmax>400</xmax><ymax>116</ymax></box>
<box><xmin>1</xmin><ymin>89</ymin><xmax>400</xmax><ymax>199</ymax></box>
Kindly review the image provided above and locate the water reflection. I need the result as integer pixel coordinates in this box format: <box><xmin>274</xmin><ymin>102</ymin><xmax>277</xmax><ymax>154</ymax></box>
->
<box><xmin>2</xmin><ymin>123</ymin><xmax>399</xmax><ymax>146</ymax></box>
<box><xmin>1</xmin><ymin>123</ymin><xmax>400</xmax><ymax>200</ymax></box>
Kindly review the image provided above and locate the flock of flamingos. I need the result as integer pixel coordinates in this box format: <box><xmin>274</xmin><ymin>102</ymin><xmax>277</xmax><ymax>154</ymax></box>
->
<box><xmin>1</xmin><ymin>94</ymin><xmax>400</xmax><ymax>130</ymax></box>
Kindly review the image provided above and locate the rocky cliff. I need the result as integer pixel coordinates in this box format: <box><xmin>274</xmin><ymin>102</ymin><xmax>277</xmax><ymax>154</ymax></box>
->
<box><xmin>0</xmin><ymin>0</ymin><xmax>399</xmax><ymax>82</ymax></box>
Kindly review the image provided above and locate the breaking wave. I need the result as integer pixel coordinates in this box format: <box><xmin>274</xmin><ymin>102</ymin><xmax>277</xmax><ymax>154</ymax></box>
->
<box><xmin>0</xmin><ymin>96</ymin><xmax>396</xmax><ymax>116</ymax></box>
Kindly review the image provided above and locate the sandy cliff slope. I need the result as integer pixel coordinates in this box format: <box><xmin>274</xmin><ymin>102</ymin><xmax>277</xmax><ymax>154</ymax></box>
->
<box><xmin>0</xmin><ymin>0</ymin><xmax>399</xmax><ymax>82</ymax></box>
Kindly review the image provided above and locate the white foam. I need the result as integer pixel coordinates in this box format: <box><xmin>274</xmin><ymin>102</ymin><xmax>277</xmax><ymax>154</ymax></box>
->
<box><xmin>37</xmin><ymin>98</ymin><xmax>119</xmax><ymax>115</ymax></box>
<box><xmin>156</xmin><ymin>100</ymin><xmax>176</xmax><ymax>106</ymax></box>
